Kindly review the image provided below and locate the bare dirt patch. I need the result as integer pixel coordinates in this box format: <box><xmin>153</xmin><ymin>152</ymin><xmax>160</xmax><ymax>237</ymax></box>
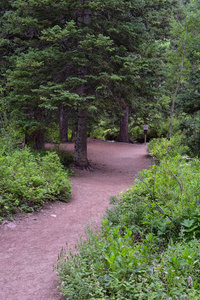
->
<box><xmin>0</xmin><ymin>140</ymin><xmax>152</xmax><ymax>300</ymax></box>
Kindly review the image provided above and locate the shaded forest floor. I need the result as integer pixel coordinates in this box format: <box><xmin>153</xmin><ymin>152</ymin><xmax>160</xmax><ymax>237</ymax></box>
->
<box><xmin>0</xmin><ymin>140</ymin><xmax>152</xmax><ymax>300</ymax></box>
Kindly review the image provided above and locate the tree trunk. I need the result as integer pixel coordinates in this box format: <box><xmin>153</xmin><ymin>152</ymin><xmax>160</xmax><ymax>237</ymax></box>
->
<box><xmin>70</xmin><ymin>111</ymin><xmax>77</xmax><ymax>142</ymax></box>
<box><xmin>59</xmin><ymin>105</ymin><xmax>68</xmax><ymax>143</ymax></box>
<box><xmin>116</xmin><ymin>105</ymin><xmax>130</xmax><ymax>143</ymax></box>
<box><xmin>25</xmin><ymin>128</ymin><xmax>44</xmax><ymax>150</ymax></box>
<box><xmin>74</xmin><ymin>109</ymin><xmax>90</xmax><ymax>168</ymax></box>
<box><xmin>73</xmin><ymin>4</ymin><xmax>91</xmax><ymax>168</ymax></box>
<box><xmin>35</xmin><ymin>129</ymin><xmax>44</xmax><ymax>150</ymax></box>
<box><xmin>25</xmin><ymin>110</ymin><xmax>45</xmax><ymax>150</ymax></box>
<box><xmin>168</xmin><ymin>23</ymin><xmax>188</xmax><ymax>140</ymax></box>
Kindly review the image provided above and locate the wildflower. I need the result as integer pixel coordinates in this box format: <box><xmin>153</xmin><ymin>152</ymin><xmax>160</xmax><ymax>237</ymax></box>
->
<box><xmin>176</xmin><ymin>276</ymin><xmax>180</xmax><ymax>280</ymax></box>
<box><xmin>188</xmin><ymin>276</ymin><xmax>193</xmax><ymax>287</ymax></box>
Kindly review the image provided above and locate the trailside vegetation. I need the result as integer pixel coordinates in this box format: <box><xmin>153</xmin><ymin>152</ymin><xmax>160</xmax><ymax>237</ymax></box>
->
<box><xmin>0</xmin><ymin>87</ymin><xmax>71</xmax><ymax>221</ymax></box>
<box><xmin>0</xmin><ymin>147</ymin><xmax>71</xmax><ymax>221</ymax></box>
<box><xmin>57</xmin><ymin>138</ymin><xmax>200</xmax><ymax>299</ymax></box>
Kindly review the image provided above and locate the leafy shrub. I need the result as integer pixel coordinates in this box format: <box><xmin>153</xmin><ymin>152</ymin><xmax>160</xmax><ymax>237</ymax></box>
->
<box><xmin>56</xmin><ymin>150</ymin><xmax>74</xmax><ymax>168</ymax></box>
<box><xmin>90</xmin><ymin>118</ymin><xmax>119</xmax><ymax>141</ymax></box>
<box><xmin>57</xmin><ymin>226</ymin><xmax>161</xmax><ymax>300</ymax></box>
<box><xmin>92</xmin><ymin>127</ymin><xmax>119</xmax><ymax>141</ymax></box>
<box><xmin>0</xmin><ymin>148</ymin><xmax>71</xmax><ymax>219</ymax></box>
<box><xmin>158</xmin><ymin>239</ymin><xmax>200</xmax><ymax>298</ymax></box>
<box><xmin>34</xmin><ymin>147</ymin><xmax>74</xmax><ymax>169</ymax></box>
<box><xmin>129</xmin><ymin>115</ymin><xmax>170</xmax><ymax>142</ymax></box>
<box><xmin>168</xmin><ymin>113</ymin><xmax>200</xmax><ymax>158</ymax></box>
<box><xmin>107</xmin><ymin>154</ymin><xmax>200</xmax><ymax>242</ymax></box>
<box><xmin>57</xmin><ymin>225</ymin><xmax>200</xmax><ymax>299</ymax></box>
<box><xmin>147</xmin><ymin>136</ymin><xmax>189</xmax><ymax>163</ymax></box>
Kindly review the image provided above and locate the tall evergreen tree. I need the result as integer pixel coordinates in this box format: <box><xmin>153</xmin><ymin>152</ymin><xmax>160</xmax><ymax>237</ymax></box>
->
<box><xmin>166</xmin><ymin>0</ymin><xmax>200</xmax><ymax>152</ymax></box>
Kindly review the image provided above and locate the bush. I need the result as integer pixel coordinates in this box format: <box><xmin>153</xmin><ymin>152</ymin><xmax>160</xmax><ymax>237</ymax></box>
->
<box><xmin>0</xmin><ymin>148</ymin><xmax>71</xmax><ymax>220</ymax></box>
<box><xmin>57</xmin><ymin>226</ymin><xmax>200</xmax><ymax>299</ymax></box>
<box><xmin>56</xmin><ymin>150</ymin><xmax>74</xmax><ymax>168</ymax></box>
<box><xmin>57</xmin><ymin>226</ymin><xmax>161</xmax><ymax>300</ymax></box>
<box><xmin>92</xmin><ymin>126</ymin><xmax>119</xmax><ymax>141</ymax></box>
<box><xmin>106</xmin><ymin>155</ymin><xmax>200</xmax><ymax>243</ymax></box>
<box><xmin>147</xmin><ymin>136</ymin><xmax>189</xmax><ymax>163</ymax></box>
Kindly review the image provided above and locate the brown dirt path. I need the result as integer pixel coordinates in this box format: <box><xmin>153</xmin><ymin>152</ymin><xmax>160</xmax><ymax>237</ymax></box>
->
<box><xmin>0</xmin><ymin>140</ymin><xmax>152</xmax><ymax>300</ymax></box>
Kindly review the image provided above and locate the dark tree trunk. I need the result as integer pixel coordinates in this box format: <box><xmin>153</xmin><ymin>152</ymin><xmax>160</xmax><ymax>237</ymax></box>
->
<box><xmin>70</xmin><ymin>111</ymin><xmax>77</xmax><ymax>142</ymax></box>
<box><xmin>59</xmin><ymin>105</ymin><xmax>68</xmax><ymax>143</ymax></box>
<box><xmin>74</xmin><ymin>109</ymin><xmax>89</xmax><ymax>168</ymax></box>
<box><xmin>116</xmin><ymin>105</ymin><xmax>130</xmax><ymax>143</ymax></box>
<box><xmin>25</xmin><ymin>110</ymin><xmax>45</xmax><ymax>150</ymax></box>
<box><xmin>73</xmin><ymin>4</ymin><xmax>91</xmax><ymax>168</ymax></box>
<box><xmin>35</xmin><ymin>129</ymin><xmax>44</xmax><ymax>150</ymax></box>
<box><xmin>25</xmin><ymin>128</ymin><xmax>44</xmax><ymax>150</ymax></box>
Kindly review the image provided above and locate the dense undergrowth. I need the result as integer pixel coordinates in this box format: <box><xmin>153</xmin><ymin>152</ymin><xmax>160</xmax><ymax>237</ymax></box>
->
<box><xmin>0</xmin><ymin>147</ymin><xmax>71</xmax><ymax>221</ymax></box>
<box><xmin>57</xmin><ymin>138</ymin><xmax>200</xmax><ymax>299</ymax></box>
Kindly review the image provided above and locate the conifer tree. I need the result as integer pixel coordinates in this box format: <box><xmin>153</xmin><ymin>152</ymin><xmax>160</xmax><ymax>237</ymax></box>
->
<box><xmin>166</xmin><ymin>0</ymin><xmax>200</xmax><ymax>153</ymax></box>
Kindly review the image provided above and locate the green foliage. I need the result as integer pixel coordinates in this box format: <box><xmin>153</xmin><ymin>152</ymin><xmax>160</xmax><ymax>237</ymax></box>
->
<box><xmin>91</xmin><ymin>119</ymin><xmax>119</xmax><ymax>141</ymax></box>
<box><xmin>173</xmin><ymin>113</ymin><xmax>200</xmax><ymax>157</ymax></box>
<box><xmin>57</xmin><ymin>227</ymin><xmax>160</xmax><ymax>300</ymax></box>
<box><xmin>57</xmin><ymin>138</ymin><xmax>200</xmax><ymax>299</ymax></box>
<box><xmin>0</xmin><ymin>87</ymin><xmax>24</xmax><ymax>154</ymax></box>
<box><xmin>129</xmin><ymin>118</ymin><xmax>170</xmax><ymax>142</ymax></box>
<box><xmin>147</xmin><ymin>136</ymin><xmax>189</xmax><ymax>163</ymax></box>
<box><xmin>56</xmin><ymin>150</ymin><xmax>74</xmax><ymax>168</ymax></box>
<box><xmin>0</xmin><ymin>148</ymin><xmax>71</xmax><ymax>219</ymax></box>
<box><xmin>107</xmin><ymin>140</ymin><xmax>199</xmax><ymax>242</ymax></box>
<box><xmin>57</xmin><ymin>227</ymin><xmax>200</xmax><ymax>299</ymax></box>
<box><xmin>45</xmin><ymin>122</ymin><xmax>61</xmax><ymax>144</ymax></box>
<box><xmin>165</xmin><ymin>0</ymin><xmax>200</xmax><ymax>155</ymax></box>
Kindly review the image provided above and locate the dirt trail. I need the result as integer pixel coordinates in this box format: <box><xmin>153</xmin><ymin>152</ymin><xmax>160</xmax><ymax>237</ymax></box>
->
<box><xmin>0</xmin><ymin>140</ymin><xmax>152</xmax><ymax>300</ymax></box>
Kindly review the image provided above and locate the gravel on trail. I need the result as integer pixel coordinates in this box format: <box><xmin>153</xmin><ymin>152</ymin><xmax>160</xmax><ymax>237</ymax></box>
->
<box><xmin>0</xmin><ymin>140</ymin><xmax>152</xmax><ymax>300</ymax></box>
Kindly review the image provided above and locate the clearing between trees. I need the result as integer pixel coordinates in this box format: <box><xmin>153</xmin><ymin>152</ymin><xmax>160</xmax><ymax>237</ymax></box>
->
<box><xmin>0</xmin><ymin>140</ymin><xmax>152</xmax><ymax>300</ymax></box>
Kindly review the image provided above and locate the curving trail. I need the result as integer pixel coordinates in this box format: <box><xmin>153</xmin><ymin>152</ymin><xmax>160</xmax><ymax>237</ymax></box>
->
<box><xmin>0</xmin><ymin>140</ymin><xmax>152</xmax><ymax>300</ymax></box>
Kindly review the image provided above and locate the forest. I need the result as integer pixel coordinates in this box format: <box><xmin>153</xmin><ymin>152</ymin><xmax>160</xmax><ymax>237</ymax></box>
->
<box><xmin>0</xmin><ymin>0</ymin><xmax>200</xmax><ymax>299</ymax></box>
